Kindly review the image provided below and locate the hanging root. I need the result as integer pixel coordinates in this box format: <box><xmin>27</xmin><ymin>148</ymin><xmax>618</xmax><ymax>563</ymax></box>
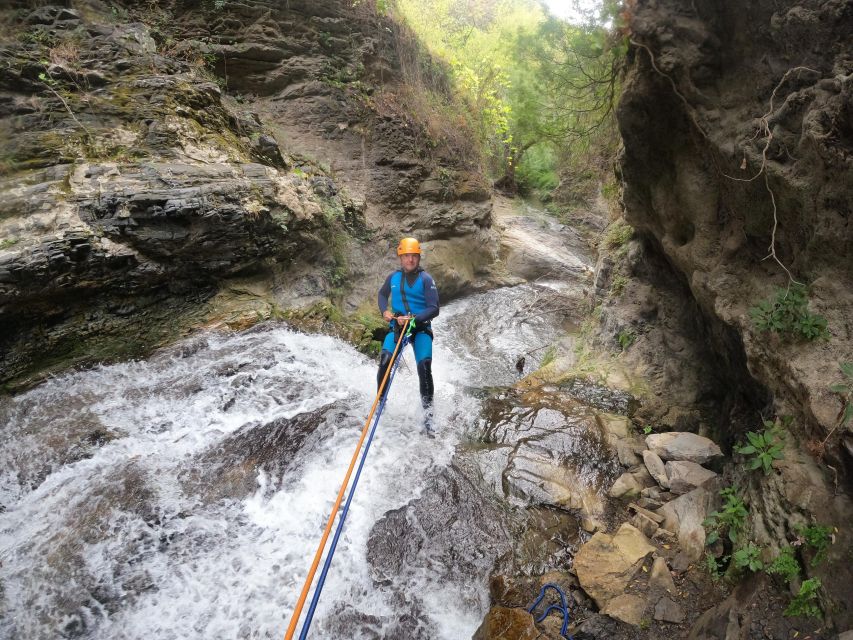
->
<box><xmin>631</xmin><ymin>38</ymin><xmax>819</xmax><ymax>285</ymax></box>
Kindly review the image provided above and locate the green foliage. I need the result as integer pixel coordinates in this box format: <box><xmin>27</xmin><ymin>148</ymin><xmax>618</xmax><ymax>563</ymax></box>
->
<box><xmin>540</xmin><ymin>345</ymin><xmax>557</xmax><ymax>368</ymax></box>
<box><xmin>617</xmin><ymin>329</ymin><xmax>635</xmax><ymax>351</ymax></box>
<box><xmin>830</xmin><ymin>362</ymin><xmax>853</xmax><ymax>428</ymax></box>
<box><xmin>703</xmin><ymin>552</ymin><xmax>724</xmax><ymax>581</ymax></box>
<box><xmin>609</xmin><ymin>274</ymin><xmax>628</xmax><ymax>296</ymax></box>
<box><xmin>515</xmin><ymin>143</ymin><xmax>559</xmax><ymax>195</ymax></box>
<box><xmin>784</xmin><ymin>578</ymin><xmax>822</xmax><ymax>619</ymax></box>
<box><xmin>734</xmin><ymin>420</ymin><xmax>785</xmax><ymax>474</ymax></box>
<box><xmin>797</xmin><ymin>523</ymin><xmax>833</xmax><ymax>567</ymax></box>
<box><xmin>0</xmin><ymin>237</ymin><xmax>19</xmax><ymax>250</ymax></box>
<box><xmin>642</xmin><ymin>425</ymin><xmax>653</xmax><ymax>435</ymax></box>
<box><xmin>395</xmin><ymin>0</ymin><xmax>623</xmax><ymax>186</ymax></box>
<box><xmin>704</xmin><ymin>486</ymin><xmax>748</xmax><ymax>546</ymax></box>
<box><xmin>749</xmin><ymin>284</ymin><xmax>830</xmax><ymax>341</ymax></box>
<box><xmin>601</xmin><ymin>219</ymin><xmax>633</xmax><ymax>251</ymax></box>
<box><xmin>732</xmin><ymin>542</ymin><xmax>764</xmax><ymax>572</ymax></box>
<box><xmin>766</xmin><ymin>546</ymin><xmax>800</xmax><ymax>583</ymax></box>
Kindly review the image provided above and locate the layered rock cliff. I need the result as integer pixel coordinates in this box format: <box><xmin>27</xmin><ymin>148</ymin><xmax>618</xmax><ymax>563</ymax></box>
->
<box><xmin>0</xmin><ymin>0</ymin><xmax>500</xmax><ymax>388</ymax></box>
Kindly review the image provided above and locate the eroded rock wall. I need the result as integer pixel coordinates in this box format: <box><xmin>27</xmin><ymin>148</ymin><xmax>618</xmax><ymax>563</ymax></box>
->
<box><xmin>617</xmin><ymin>0</ymin><xmax>853</xmax><ymax>628</ymax></box>
<box><xmin>0</xmin><ymin>0</ymin><xmax>500</xmax><ymax>387</ymax></box>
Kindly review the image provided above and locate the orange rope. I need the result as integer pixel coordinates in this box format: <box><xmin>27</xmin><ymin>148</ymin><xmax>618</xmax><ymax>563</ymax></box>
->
<box><xmin>283</xmin><ymin>319</ymin><xmax>411</xmax><ymax>640</ymax></box>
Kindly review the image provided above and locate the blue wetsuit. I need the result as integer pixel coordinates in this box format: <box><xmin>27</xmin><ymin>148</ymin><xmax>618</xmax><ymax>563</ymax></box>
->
<box><xmin>377</xmin><ymin>268</ymin><xmax>439</xmax><ymax>361</ymax></box>
<box><xmin>377</xmin><ymin>268</ymin><xmax>439</xmax><ymax>430</ymax></box>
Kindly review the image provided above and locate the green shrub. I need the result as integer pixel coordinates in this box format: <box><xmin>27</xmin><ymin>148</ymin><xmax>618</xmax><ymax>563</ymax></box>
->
<box><xmin>516</xmin><ymin>143</ymin><xmax>559</xmax><ymax>196</ymax></box>
<box><xmin>617</xmin><ymin>329</ymin><xmax>635</xmax><ymax>351</ymax></box>
<box><xmin>732</xmin><ymin>542</ymin><xmax>764</xmax><ymax>572</ymax></box>
<box><xmin>749</xmin><ymin>284</ymin><xmax>829</xmax><ymax>341</ymax></box>
<box><xmin>784</xmin><ymin>578</ymin><xmax>822</xmax><ymax>618</ymax></box>
<box><xmin>704</xmin><ymin>486</ymin><xmax>748</xmax><ymax>545</ymax></box>
<box><xmin>734</xmin><ymin>420</ymin><xmax>784</xmax><ymax>474</ymax></box>
<box><xmin>704</xmin><ymin>552</ymin><xmax>724</xmax><ymax>581</ymax></box>
<box><xmin>601</xmin><ymin>219</ymin><xmax>633</xmax><ymax>250</ymax></box>
<box><xmin>766</xmin><ymin>546</ymin><xmax>800</xmax><ymax>583</ymax></box>
<box><xmin>609</xmin><ymin>274</ymin><xmax>628</xmax><ymax>296</ymax></box>
<box><xmin>797</xmin><ymin>523</ymin><xmax>833</xmax><ymax>567</ymax></box>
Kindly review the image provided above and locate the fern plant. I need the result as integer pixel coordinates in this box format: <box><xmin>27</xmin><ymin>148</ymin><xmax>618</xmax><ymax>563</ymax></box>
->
<box><xmin>784</xmin><ymin>578</ymin><xmax>822</xmax><ymax>618</ymax></box>
<box><xmin>766</xmin><ymin>546</ymin><xmax>800</xmax><ymax>583</ymax></box>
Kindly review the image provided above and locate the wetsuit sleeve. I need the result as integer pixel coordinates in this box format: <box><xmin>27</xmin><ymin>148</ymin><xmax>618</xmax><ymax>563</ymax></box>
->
<box><xmin>378</xmin><ymin>274</ymin><xmax>393</xmax><ymax>314</ymax></box>
<box><xmin>414</xmin><ymin>273</ymin><xmax>439</xmax><ymax>324</ymax></box>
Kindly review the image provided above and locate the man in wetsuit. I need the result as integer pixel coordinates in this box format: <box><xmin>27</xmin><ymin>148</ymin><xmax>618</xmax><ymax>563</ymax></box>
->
<box><xmin>377</xmin><ymin>237</ymin><xmax>440</xmax><ymax>433</ymax></box>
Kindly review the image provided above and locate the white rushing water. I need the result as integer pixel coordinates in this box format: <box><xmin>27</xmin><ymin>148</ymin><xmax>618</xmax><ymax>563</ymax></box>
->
<box><xmin>0</xmin><ymin>281</ymin><xmax>582</xmax><ymax>640</ymax></box>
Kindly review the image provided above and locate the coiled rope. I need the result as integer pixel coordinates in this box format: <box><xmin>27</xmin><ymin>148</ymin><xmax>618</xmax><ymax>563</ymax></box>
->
<box><xmin>528</xmin><ymin>583</ymin><xmax>573</xmax><ymax>639</ymax></box>
<box><xmin>284</xmin><ymin>319</ymin><xmax>414</xmax><ymax>640</ymax></box>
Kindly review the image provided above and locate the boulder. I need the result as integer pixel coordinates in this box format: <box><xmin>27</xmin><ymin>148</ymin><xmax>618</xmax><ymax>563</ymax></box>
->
<box><xmin>473</xmin><ymin>606</ymin><xmax>538</xmax><ymax>640</ymax></box>
<box><xmin>656</xmin><ymin>486</ymin><xmax>715</xmax><ymax>561</ymax></box>
<box><xmin>654</xmin><ymin>596</ymin><xmax>685</xmax><ymax>623</ymax></box>
<box><xmin>574</xmin><ymin>523</ymin><xmax>655</xmax><ymax>609</ymax></box>
<box><xmin>643</xmin><ymin>449</ymin><xmax>670</xmax><ymax>488</ymax></box>
<box><xmin>646</xmin><ymin>432</ymin><xmax>723</xmax><ymax>464</ymax></box>
<box><xmin>609</xmin><ymin>466</ymin><xmax>657</xmax><ymax>499</ymax></box>
<box><xmin>665</xmin><ymin>460</ymin><xmax>717</xmax><ymax>495</ymax></box>
<box><xmin>631</xmin><ymin>512</ymin><xmax>660</xmax><ymax>538</ymax></box>
<box><xmin>603</xmin><ymin>593</ymin><xmax>648</xmax><ymax>626</ymax></box>
<box><xmin>609</xmin><ymin>472</ymin><xmax>643</xmax><ymax>498</ymax></box>
<box><xmin>649</xmin><ymin>557</ymin><xmax>676</xmax><ymax>594</ymax></box>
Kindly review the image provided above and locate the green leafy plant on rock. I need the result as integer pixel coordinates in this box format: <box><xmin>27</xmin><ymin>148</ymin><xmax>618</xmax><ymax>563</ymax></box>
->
<box><xmin>796</xmin><ymin>523</ymin><xmax>834</xmax><ymax>567</ymax></box>
<box><xmin>617</xmin><ymin>329</ymin><xmax>636</xmax><ymax>351</ymax></box>
<box><xmin>703</xmin><ymin>551</ymin><xmax>725</xmax><ymax>581</ymax></box>
<box><xmin>765</xmin><ymin>546</ymin><xmax>800</xmax><ymax>583</ymax></box>
<box><xmin>732</xmin><ymin>542</ymin><xmax>764</xmax><ymax>572</ymax></box>
<box><xmin>609</xmin><ymin>274</ymin><xmax>629</xmax><ymax>296</ymax></box>
<box><xmin>784</xmin><ymin>578</ymin><xmax>822</xmax><ymax>619</ymax></box>
<box><xmin>704</xmin><ymin>486</ymin><xmax>748</xmax><ymax>545</ymax></box>
<box><xmin>601</xmin><ymin>219</ymin><xmax>633</xmax><ymax>251</ymax></box>
<box><xmin>749</xmin><ymin>283</ymin><xmax>829</xmax><ymax>341</ymax></box>
<box><xmin>734</xmin><ymin>420</ymin><xmax>785</xmax><ymax>474</ymax></box>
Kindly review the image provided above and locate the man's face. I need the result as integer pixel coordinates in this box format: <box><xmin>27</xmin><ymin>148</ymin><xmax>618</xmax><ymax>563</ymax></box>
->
<box><xmin>399</xmin><ymin>253</ymin><xmax>420</xmax><ymax>273</ymax></box>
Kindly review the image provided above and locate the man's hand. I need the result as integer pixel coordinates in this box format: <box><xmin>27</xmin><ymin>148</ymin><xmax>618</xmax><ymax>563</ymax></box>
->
<box><xmin>395</xmin><ymin>315</ymin><xmax>412</xmax><ymax>327</ymax></box>
<box><xmin>382</xmin><ymin>310</ymin><xmax>395</xmax><ymax>323</ymax></box>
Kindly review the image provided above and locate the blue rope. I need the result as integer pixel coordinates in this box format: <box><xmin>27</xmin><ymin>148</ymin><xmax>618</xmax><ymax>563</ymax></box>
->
<box><xmin>528</xmin><ymin>583</ymin><xmax>573</xmax><ymax>639</ymax></box>
<box><xmin>297</xmin><ymin>331</ymin><xmax>412</xmax><ymax>639</ymax></box>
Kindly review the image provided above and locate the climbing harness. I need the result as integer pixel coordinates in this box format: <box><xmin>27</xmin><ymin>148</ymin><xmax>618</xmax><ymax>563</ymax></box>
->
<box><xmin>283</xmin><ymin>319</ymin><xmax>415</xmax><ymax>640</ymax></box>
<box><xmin>528</xmin><ymin>583</ymin><xmax>574</xmax><ymax>639</ymax></box>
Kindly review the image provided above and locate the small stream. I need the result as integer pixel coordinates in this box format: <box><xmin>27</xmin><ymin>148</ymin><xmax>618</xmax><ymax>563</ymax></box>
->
<box><xmin>0</xmin><ymin>208</ymin><xmax>626</xmax><ymax>639</ymax></box>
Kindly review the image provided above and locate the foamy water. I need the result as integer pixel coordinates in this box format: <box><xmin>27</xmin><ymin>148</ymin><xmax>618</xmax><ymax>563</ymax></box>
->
<box><xmin>0</xmin><ymin>281</ymin><xmax>582</xmax><ymax>640</ymax></box>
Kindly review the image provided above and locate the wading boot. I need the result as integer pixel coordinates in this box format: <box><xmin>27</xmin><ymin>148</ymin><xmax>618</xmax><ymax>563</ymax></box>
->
<box><xmin>417</xmin><ymin>358</ymin><xmax>435</xmax><ymax>436</ymax></box>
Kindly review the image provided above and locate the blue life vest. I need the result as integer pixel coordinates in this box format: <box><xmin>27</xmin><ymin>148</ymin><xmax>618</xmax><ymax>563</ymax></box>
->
<box><xmin>389</xmin><ymin>270</ymin><xmax>430</xmax><ymax>320</ymax></box>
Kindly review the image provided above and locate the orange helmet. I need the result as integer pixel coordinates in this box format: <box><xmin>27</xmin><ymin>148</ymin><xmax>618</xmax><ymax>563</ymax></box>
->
<box><xmin>397</xmin><ymin>237</ymin><xmax>421</xmax><ymax>255</ymax></box>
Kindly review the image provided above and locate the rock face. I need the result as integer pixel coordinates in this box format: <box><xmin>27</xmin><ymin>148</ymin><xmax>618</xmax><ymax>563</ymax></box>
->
<box><xmin>0</xmin><ymin>0</ymin><xmax>501</xmax><ymax>387</ymax></box>
<box><xmin>618</xmin><ymin>1</ymin><xmax>853</xmax><ymax>626</ymax></box>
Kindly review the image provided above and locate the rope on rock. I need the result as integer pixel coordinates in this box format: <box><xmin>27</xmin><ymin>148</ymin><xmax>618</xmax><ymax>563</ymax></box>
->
<box><xmin>284</xmin><ymin>318</ymin><xmax>415</xmax><ymax>640</ymax></box>
<box><xmin>528</xmin><ymin>583</ymin><xmax>573</xmax><ymax>639</ymax></box>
